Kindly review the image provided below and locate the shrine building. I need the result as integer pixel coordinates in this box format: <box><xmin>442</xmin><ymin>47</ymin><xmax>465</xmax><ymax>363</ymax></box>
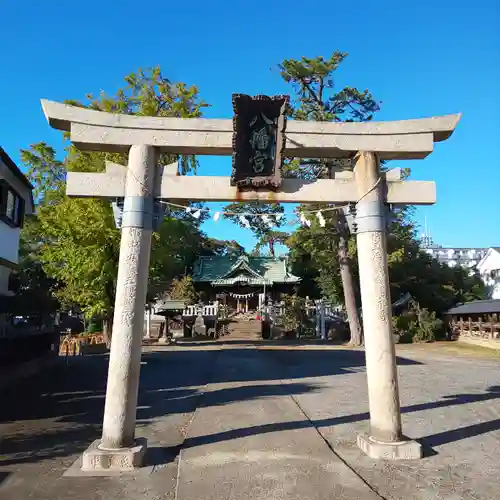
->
<box><xmin>191</xmin><ymin>255</ymin><xmax>300</xmax><ymax>312</ymax></box>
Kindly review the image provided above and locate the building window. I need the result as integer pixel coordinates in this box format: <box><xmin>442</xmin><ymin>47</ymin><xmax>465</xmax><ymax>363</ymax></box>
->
<box><xmin>0</xmin><ymin>181</ymin><xmax>24</xmax><ymax>227</ymax></box>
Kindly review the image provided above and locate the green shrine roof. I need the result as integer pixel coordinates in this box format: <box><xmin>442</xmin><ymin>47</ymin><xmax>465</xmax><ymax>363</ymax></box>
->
<box><xmin>192</xmin><ymin>255</ymin><xmax>300</xmax><ymax>286</ymax></box>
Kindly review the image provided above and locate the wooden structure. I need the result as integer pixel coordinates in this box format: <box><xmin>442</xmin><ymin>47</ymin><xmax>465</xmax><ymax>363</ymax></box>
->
<box><xmin>191</xmin><ymin>255</ymin><xmax>300</xmax><ymax>312</ymax></box>
<box><xmin>445</xmin><ymin>299</ymin><xmax>500</xmax><ymax>342</ymax></box>
<box><xmin>59</xmin><ymin>332</ymin><xmax>106</xmax><ymax>356</ymax></box>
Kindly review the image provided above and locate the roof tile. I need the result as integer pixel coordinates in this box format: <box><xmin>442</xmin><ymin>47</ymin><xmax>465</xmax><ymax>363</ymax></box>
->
<box><xmin>445</xmin><ymin>299</ymin><xmax>500</xmax><ymax>316</ymax></box>
<box><xmin>193</xmin><ymin>256</ymin><xmax>300</xmax><ymax>284</ymax></box>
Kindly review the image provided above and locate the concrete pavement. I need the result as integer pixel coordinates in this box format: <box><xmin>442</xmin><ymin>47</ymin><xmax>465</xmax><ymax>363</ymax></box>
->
<box><xmin>1</xmin><ymin>341</ymin><xmax>500</xmax><ymax>499</ymax></box>
<box><xmin>176</xmin><ymin>345</ymin><xmax>379</xmax><ymax>500</ymax></box>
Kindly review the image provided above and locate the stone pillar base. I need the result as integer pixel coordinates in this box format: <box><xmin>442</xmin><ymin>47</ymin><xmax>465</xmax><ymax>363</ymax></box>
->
<box><xmin>357</xmin><ymin>433</ymin><xmax>422</xmax><ymax>460</ymax></box>
<box><xmin>81</xmin><ymin>438</ymin><xmax>147</xmax><ymax>471</ymax></box>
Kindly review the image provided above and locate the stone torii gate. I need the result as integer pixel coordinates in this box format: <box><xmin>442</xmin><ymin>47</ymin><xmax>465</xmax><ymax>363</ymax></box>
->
<box><xmin>41</xmin><ymin>99</ymin><xmax>460</xmax><ymax>471</ymax></box>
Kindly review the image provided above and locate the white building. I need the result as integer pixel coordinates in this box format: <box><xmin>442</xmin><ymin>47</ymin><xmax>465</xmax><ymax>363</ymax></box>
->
<box><xmin>477</xmin><ymin>248</ymin><xmax>500</xmax><ymax>299</ymax></box>
<box><xmin>420</xmin><ymin>222</ymin><xmax>488</xmax><ymax>271</ymax></box>
<box><xmin>420</xmin><ymin>231</ymin><xmax>499</xmax><ymax>296</ymax></box>
<box><xmin>0</xmin><ymin>147</ymin><xmax>34</xmax><ymax>296</ymax></box>
<box><xmin>422</xmin><ymin>245</ymin><xmax>488</xmax><ymax>271</ymax></box>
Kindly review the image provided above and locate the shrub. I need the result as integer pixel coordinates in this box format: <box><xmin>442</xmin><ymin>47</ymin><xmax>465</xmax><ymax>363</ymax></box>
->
<box><xmin>279</xmin><ymin>294</ymin><xmax>307</xmax><ymax>334</ymax></box>
<box><xmin>413</xmin><ymin>307</ymin><xmax>443</xmax><ymax>342</ymax></box>
<box><xmin>392</xmin><ymin>300</ymin><xmax>444</xmax><ymax>343</ymax></box>
<box><xmin>169</xmin><ymin>276</ymin><xmax>198</xmax><ymax>304</ymax></box>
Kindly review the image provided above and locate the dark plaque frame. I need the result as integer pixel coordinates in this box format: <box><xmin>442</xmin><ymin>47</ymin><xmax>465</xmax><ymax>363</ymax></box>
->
<box><xmin>231</xmin><ymin>94</ymin><xmax>289</xmax><ymax>190</ymax></box>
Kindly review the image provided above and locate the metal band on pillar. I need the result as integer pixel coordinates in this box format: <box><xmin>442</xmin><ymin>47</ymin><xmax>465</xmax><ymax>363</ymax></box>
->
<box><xmin>355</xmin><ymin>200</ymin><xmax>386</xmax><ymax>233</ymax></box>
<box><xmin>121</xmin><ymin>196</ymin><xmax>154</xmax><ymax>229</ymax></box>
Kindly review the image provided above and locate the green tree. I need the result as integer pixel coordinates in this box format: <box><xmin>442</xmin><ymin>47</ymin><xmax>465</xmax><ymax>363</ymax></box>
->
<box><xmin>289</xmin><ymin>188</ymin><xmax>485</xmax><ymax>336</ymax></box>
<box><xmin>280</xmin><ymin>52</ymin><xmax>379</xmax><ymax>345</ymax></box>
<box><xmin>201</xmin><ymin>237</ymin><xmax>246</xmax><ymax>256</ymax></box>
<box><xmin>21</xmin><ymin>142</ymin><xmax>66</xmax><ymax>204</ymax></box>
<box><xmin>147</xmin><ymin>216</ymin><xmax>208</xmax><ymax>301</ymax></box>
<box><xmin>388</xmin><ymin>239</ymin><xmax>485</xmax><ymax>318</ymax></box>
<box><xmin>254</xmin><ymin>230</ymin><xmax>290</xmax><ymax>257</ymax></box>
<box><xmin>224</xmin><ymin>202</ymin><xmax>286</xmax><ymax>256</ymax></box>
<box><xmin>281</xmin><ymin>53</ymin><xmax>484</xmax><ymax>342</ymax></box>
<box><xmin>7</xmin><ymin>221</ymin><xmax>60</xmax><ymax>321</ymax></box>
<box><xmin>20</xmin><ymin>67</ymin><xmax>209</xmax><ymax>344</ymax></box>
<box><xmin>168</xmin><ymin>276</ymin><xmax>198</xmax><ymax>304</ymax></box>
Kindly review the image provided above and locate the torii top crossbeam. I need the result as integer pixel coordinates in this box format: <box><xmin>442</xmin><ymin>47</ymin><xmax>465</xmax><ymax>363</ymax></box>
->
<box><xmin>41</xmin><ymin>100</ymin><xmax>460</xmax><ymax>160</ymax></box>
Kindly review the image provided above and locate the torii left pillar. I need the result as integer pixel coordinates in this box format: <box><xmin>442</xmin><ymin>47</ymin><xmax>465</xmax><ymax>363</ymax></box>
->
<box><xmin>81</xmin><ymin>145</ymin><xmax>157</xmax><ymax>471</ymax></box>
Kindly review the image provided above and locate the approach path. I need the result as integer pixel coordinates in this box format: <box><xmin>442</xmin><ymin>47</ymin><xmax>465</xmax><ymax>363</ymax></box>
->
<box><xmin>1</xmin><ymin>342</ymin><xmax>499</xmax><ymax>499</ymax></box>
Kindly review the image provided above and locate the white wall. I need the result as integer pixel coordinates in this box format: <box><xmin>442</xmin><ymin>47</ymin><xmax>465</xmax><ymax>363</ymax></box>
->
<box><xmin>0</xmin><ymin>221</ymin><xmax>20</xmax><ymax>264</ymax></box>
<box><xmin>477</xmin><ymin>249</ymin><xmax>500</xmax><ymax>300</ymax></box>
<box><xmin>491</xmin><ymin>283</ymin><xmax>500</xmax><ymax>300</ymax></box>
<box><xmin>0</xmin><ymin>161</ymin><xmax>34</xmax><ymax>214</ymax></box>
<box><xmin>0</xmin><ymin>154</ymin><xmax>32</xmax><ymax>296</ymax></box>
<box><xmin>0</xmin><ymin>155</ymin><xmax>32</xmax><ymax>266</ymax></box>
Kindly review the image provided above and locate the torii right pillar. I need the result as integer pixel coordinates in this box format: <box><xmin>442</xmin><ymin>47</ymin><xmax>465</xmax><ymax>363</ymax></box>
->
<box><xmin>354</xmin><ymin>151</ymin><xmax>422</xmax><ymax>460</ymax></box>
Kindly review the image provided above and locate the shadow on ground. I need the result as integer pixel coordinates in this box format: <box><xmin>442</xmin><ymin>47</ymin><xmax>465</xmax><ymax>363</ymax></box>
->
<box><xmin>0</xmin><ymin>348</ymin><xmax>415</xmax><ymax>467</ymax></box>
<box><xmin>178</xmin><ymin>384</ymin><xmax>500</xmax><ymax>455</ymax></box>
<box><xmin>175</xmin><ymin>338</ymin><xmax>347</xmax><ymax>347</ymax></box>
<box><xmin>3</xmin><ymin>348</ymin><xmax>497</xmax><ymax>469</ymax></box>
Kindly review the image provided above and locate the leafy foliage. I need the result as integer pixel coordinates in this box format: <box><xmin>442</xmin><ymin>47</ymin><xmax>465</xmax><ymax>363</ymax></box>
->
<box><xmin>282</xmin><ymin>52</ymin><xmax>485</xmax><ymax>336</ymax></box>
<box><xmin>276</xmin><ymin>294</ymin><xmax>308</xmax><ymax>335</ymax></box>
<box><xmin>224</xmin><ymin>202</ymin><xmax>286</xmax><ymax>256</ymax></box>
<box><xmin>7</xmin><ymin>218</ymin><xmax>60</xmax><ymax>318</ymax></box>
<box><xmin>279</xmin><ymin>52</ymin><xmax>378</xmax><ymax>345</ymax></box>
<box><xmin>35</xmin><ymin>194</ymin><xmax>120</xmax><ymax>319</ymax></box>
<box><xmin>21</xmin><ymin>143</ymin><xmax>66</xmax><ymax>204</ymax></box>
<box><xmin>201</xmin><ymin>238</ymin><xmax>246</xmax><ymax>257</ymax></box>
<box><xmin>388</xmin><ymin>240</ymin><xmax>485</xmax><ymax>317</ymax></box>
<box><xmin>19</xmin><ymin>67</ymin><xmax>212</xmax><ymax>335</ymax></box>
<box><xmin>392</xmin><ymin>299</ymin><xmax>445</xmax><ymax>343</ymax></box>
<box><xmin>66</xmin><ymin>66</ymin><xmax>209</xmax><ymax>175</ymax></box>
<box><xmin>168</xmin><ymin>276</ymin><xmax>198</xmax><ymax>304</ymax></box>
<box><xmin>254</xmin><ymin>230</ymin><xmax>290</xmax><ymax>257</ymax></box>
<box><xmin>279</xmin><ymin>53</ymin><xmax>380</xmax><ymax>123</ymax></box>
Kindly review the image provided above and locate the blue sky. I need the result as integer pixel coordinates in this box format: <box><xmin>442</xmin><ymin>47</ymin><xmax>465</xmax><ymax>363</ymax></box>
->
<box><xmin>2</xmin><ymin>0</ymin><xmax>499</xmax><ymax>250</ymax></box>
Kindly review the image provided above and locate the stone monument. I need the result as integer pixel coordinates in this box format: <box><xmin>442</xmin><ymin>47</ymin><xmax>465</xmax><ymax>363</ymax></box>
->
<box><xmin>193</xmin><ymin>313</ymin><xmax>206</xmax><ymax>336</ymax></box>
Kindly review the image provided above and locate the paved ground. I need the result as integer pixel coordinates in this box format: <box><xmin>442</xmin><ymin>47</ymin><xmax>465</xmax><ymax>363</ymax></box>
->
<box><xmin>1</xmin><ymin>341</ymin><xmax>499</xmax><ymax>499</ymax></box>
